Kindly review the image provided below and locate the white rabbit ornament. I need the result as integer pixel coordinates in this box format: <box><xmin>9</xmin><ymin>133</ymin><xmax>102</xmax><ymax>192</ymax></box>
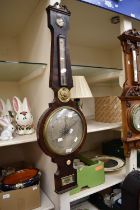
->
<box><xmin>12</xmin><ymin>96</ymin><xmax>35</xmax><ymax>135</ymax></box>
<box><xmin>0</xmin><ymin>117</ymin><xmax>15</xmax><ymax>141</ymax></box>
<box><xmin>0</xmin><ymin>98</ymin><xmax>15</xmax><ymax>121</ymax></box>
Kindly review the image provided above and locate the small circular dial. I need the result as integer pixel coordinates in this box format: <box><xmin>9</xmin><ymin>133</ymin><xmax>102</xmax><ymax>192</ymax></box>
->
<box><xmin>130</xmin><ymin>104</ymin><xmax>140</xmax><ymax>132</ymax></box>
<box><xmin>56</xmin><ymin>17</ymin><xmax>64</xmax><ymax>27</ymax></box>
<box><xmin>43</xmin><ymin>106</ymin><xmax>85</xmax><ymax>155</ymax></box>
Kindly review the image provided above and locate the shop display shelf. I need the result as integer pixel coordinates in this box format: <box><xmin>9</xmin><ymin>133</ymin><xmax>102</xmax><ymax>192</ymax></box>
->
<box><xmin>70</xmin><ymin>166</ymin><xmax>126</xmax><ymax>202</ymax></box>
<box><xmin>87</xmin><ymin>119</ymin><xmax>122</xmax><ymax>133</ymax></box>
<box><xmin>0</xmin><ymin>133</ymin><xmax>37</xmax><ymax>147</ymax></box>
<box><xmin>34</xmin><ymin>190</ymin><xmax>54</xmax><ymax>210</ymax></box>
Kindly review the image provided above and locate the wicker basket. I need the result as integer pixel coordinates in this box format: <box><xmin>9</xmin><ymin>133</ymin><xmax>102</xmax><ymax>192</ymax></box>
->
<box><xmin>95</xmin><ymin>96</ymin><xmax>122</xmax><ymax>123</ymax></box>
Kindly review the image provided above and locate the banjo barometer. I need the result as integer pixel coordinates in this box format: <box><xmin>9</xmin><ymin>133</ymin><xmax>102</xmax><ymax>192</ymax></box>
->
<box><xmin>118</xmin><ymin>29</ymin><xmax>140</xmax><ymax>156</ymax></box>
<box><xmin>37</xmin><ymin>3</ymin><xmax>87</xmax><ymax>193</ymax></box>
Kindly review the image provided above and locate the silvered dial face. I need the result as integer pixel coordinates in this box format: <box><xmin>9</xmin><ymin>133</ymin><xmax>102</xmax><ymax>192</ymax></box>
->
<box><xmin>131</xmin><ymin>105</ymin><xmax>140</xmax><ymax>132</ymax></box>
<box><xmin>43</xmin><ymin>107</ymin><xmax>85</xmax><ymax>155</ymax></box>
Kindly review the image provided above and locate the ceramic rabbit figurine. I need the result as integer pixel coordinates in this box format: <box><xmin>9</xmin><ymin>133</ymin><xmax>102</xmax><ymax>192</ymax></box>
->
<box><xmin>0</xmin><ymin>98</ymin><xmax>14</xmax><ymax>120</ymax></box>
<box><xmin>0</xmin><ymin>117</ymin><xmax>15</xmax><ymax>140</ymax></box>
<box><xmin>12</xmin><ymin>96</ymin><xmax>35</xmax><ymax>135</ymax></box>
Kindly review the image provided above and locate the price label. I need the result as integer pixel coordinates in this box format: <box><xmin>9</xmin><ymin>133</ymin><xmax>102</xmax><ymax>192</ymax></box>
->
<box><xmin>61</xmin><ymin>174</ymin><xmax>75</xmax><ymax>186</ymax></box>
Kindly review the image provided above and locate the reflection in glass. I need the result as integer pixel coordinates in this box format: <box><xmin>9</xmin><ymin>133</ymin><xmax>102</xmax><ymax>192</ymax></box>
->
<box><xmin>132</xmin><ymin>50</ymin><xmax>138</xmax><ymax>82</ymax></box>
<box><xmin>59</xmin><ymin>36</ymin><xmax>67</xmax><ymax>86</ymax></box>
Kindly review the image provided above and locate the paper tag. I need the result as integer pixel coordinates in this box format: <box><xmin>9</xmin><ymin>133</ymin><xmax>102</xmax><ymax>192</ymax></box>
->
<box><xmin>95</xmin><ymin>165</ymin><xmax>103</xmax><ymax>171</ymax></box>
<box><xmin>66</xmin><ymin>148</ymin><xmax>72</xmax><ymax>153</ymax></box>
<box><xmin>58</xmin><ymin>138</ymin><xmax>63</xmax><ymax>142</ymax></box>
<box><xmin>33</xmin><ymin>186</ymin><xmax>38</xmax><ymax>191</ymax></box>
<box><xmin>74</xmin><ymin>137</ymin><xmax>78</xmax><ymax>142</ymax></box>
<box><xmin>3</xmin><ymin>194</ymin><xmax>10</xmax><ymax>199</ymax></box>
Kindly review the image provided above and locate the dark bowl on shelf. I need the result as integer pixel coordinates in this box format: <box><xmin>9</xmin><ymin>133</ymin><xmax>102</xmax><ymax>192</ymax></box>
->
<box><xmin>1</xmin><ymin>168</ymin><xmax>41</xmax><ymax>191</ymax></box>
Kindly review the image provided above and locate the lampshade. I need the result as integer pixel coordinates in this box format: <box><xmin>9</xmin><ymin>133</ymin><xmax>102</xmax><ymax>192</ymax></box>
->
<box><xmin>71</xmin><ymin>76</ymin><xmax>93</xmax><ymax>99</ymax></box>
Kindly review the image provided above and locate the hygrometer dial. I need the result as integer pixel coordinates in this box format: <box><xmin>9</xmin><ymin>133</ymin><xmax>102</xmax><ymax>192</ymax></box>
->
<box><xmin>130</xmin><ymin>104</ymin><xmax>140</xmax><ymax>132</ymax></box>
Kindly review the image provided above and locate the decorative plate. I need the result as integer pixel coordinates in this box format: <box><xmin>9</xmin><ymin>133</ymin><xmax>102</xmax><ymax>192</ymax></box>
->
<box><xmin>91</xmin><ymin>155</ymin><xmax>125</xmax><ymax>172</ymax></box>
<box><xmin>1</xmin><ymin>168</ymin><xmax>41</xmax><ymax>191</ymax></box>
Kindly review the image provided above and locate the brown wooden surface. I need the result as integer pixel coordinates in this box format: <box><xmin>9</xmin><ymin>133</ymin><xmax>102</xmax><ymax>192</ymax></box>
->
<box><xmin>37</xmin><ymin>100</ymin><xmax>87</xmax><ymax>193</ymax></box>
<box><xmin>37</xmin><ymin>3</ymin><xmax>87</xmax><ymax>193</ymax></box>
<box><xmin>47</xmin><ymin>3</ymin><xmax>73</xmax><ymax>92</ymax></box>
<box><xmin>119</xmin><ymin>29</ymin><xmax>140</xmax><ymax>157</ymax></box>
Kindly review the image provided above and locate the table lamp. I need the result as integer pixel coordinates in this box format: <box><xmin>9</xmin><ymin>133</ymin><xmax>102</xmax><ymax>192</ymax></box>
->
<box><xmin>71</xmin><ymin>76</ymin><xmax>93</xmax><ymax>108</ymax></box>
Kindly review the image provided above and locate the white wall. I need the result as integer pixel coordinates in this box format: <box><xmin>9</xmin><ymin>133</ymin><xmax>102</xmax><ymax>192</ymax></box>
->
<box><xmin>0</xmin><ymin>36</ymin><xmax>19</xmax><ymax>61</ymax></box>
<box><xmin>17</xmin><ymin>0</ymin><xmax>60</xmax><ymax>209</ymax></box>
<box><xmin>0</xmin><ymin>82</ymin><xmax>21</xmax><ymax>100</ymax></box>
<box><xmin>110</xmin><ymin>46</ymin><xmax>122</xmax><ymax>69</ymax></box>
<box><xmin>70</xmin><ymin>44</ymin><xmax>113</xmax><ymax>67</ymax></box>
<box><xmin>17</xmin><ymin>1</ymin><xmax>50</xmax><ymax>63</ymax></box>
<box><xmin>91</xmin><ymin>84</ymin><xmax>122</xmax><ymax>97</ymax></box>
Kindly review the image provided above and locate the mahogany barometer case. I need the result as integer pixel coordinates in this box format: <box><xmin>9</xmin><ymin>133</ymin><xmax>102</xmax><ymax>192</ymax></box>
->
<box><xmin>118</xmin><ymin>29</ymin><xmax>140</xmax><ymax>157</ymax></box>
<box><xmin>37</xmin><ymin>3</ymin><xmax>87</xmax><ymax>194</ymax></box>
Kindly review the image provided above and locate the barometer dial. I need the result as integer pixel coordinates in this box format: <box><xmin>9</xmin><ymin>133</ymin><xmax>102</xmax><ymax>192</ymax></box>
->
<box><xmin>43</xmin><ymin>107</ymin><xmax>85</xmax><ymax>155</ymax></box>
<box><xmin>130</xmin><ymin>105</ymin><xmax>140</xmax><ymax>132</ymax></box>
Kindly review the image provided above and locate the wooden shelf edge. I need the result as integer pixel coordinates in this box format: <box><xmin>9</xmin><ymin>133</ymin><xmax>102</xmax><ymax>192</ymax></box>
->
<box><xmin>70</xmin><ymin>167</ymin><xmax>126</xmax><ymax>203</ymax></box>
<box><xmin>34</xmin><ymin>190</ymin><xmax>54</xmax><ymax>210</ymax></box>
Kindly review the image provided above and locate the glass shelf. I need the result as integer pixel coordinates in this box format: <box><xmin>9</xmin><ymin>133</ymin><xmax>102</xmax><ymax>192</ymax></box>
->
<box><xmin>0</xmin><ymin>62</ymin><xmax>121</xmax><ymax>84</ymax></box>
<box><xmin>0</xmin><ymin>133</ymin><xmax>37</xmax><ymax>147</ymax></box>
<box><xmin>71</xmin><ymin>65</ymin><xmax>122</xmax><ymax>85</ymax></box>
<box><xmin>87</xmin><ymin>119</ymin><xmax>122</xmax><ymax>133</ymax></box>
<box><xmin>0</xmin><ymin>61</ymin><xmax>47</xmax><ymax>81</ymax></box>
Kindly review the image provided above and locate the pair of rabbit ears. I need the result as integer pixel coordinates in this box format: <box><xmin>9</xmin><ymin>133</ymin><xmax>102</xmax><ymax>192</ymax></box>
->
<box><xmin>0</xmin><ymin>116</ymin><xmax>11</xmax><ymax>126</ymax></box>
<box><xmin>0</xmin><ymin>98</ymin><xmax>13</xmax><ymax>114</ymax></box>
<box><xmin>12</xmin><ymin>96</ymin><xmax>31</xmax><ymax>113</ymax></box>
